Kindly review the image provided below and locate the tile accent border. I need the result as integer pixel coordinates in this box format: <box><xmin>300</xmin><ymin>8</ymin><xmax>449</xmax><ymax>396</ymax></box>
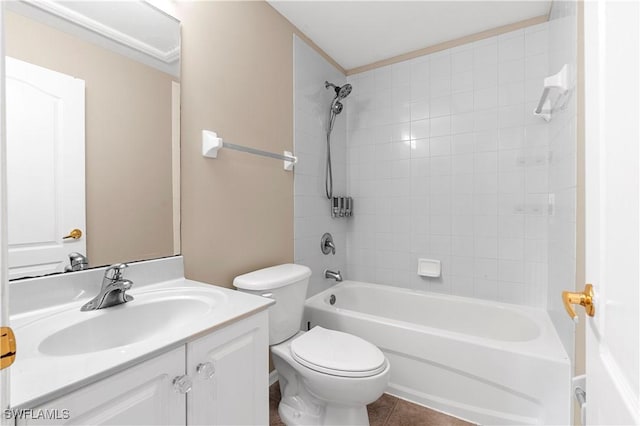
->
<box><xmin>346</xmin><ymin>14</ymin><xmax>549</xmax><ymax>76</ymax></box>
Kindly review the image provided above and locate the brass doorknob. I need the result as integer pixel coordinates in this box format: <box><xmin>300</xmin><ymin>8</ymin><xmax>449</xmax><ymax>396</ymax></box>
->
<box><xmin>1</xmin><ymin>327</ymin><xmax>16</xmax><ymax>370</ymax></box>
<box><xmin>562</xmin><ymin>284</ymin><xmax>595</xmax><ymax>322</ymax></box>
<box><xmin>63</xmin><ymin>229</ymin><xmax>83</xmax><ymax>240</ymax></box>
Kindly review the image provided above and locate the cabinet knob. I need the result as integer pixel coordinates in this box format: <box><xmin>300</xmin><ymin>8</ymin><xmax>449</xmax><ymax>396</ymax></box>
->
<box><xmin>196</xmin><ymin>362</ymin><xmax>215</xmax><ymax>380</ymax></box>
<box><xmin>172</xmin><ymin>374</ymin><xmax>193</xmax><ymax>394</ymax></box>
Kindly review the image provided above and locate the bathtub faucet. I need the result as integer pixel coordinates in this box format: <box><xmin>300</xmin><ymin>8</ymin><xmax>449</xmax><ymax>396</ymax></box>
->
<box><xmin>324</xmin><ymin>269</ymin><xmax>343</xmax><ymax>282</ymax></box>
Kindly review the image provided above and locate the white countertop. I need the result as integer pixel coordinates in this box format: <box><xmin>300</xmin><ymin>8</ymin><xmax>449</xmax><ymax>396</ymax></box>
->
<box><xmin>9</xmin><ymin>257</ymin><xmax>273</xmax><ymax>409</ymax></box>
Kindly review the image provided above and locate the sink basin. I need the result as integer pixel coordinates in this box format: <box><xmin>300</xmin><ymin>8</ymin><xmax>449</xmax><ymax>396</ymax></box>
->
<box><xmin>39</xmin><ymin>296</ymin><xmax>213</xmax><ymax>356</ymax></box>
<box><xmin>8</xmin><ymin>257</ymin><xmax>275</xmax><ymax>411</ymax></box>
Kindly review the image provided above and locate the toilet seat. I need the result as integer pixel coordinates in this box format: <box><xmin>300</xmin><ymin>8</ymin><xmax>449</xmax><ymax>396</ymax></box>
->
<box><xmin>290</xmin><ymin>327</ymin><xmax>387</xmax><ymax>378</ymax></box>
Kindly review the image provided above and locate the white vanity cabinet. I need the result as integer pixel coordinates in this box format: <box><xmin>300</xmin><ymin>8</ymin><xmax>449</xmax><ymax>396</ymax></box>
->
<box><xmin>20</xmin><ymin>347</ymin><xmax>187</xmax><ymax>426</ymax></box>
<box><xmin>17</xmin><ymin>312</ymin><xmax>269</xmax><ymax>426</ymax></box>
<box><xmin>186</xmin><ymin>310</ymin><xmax>269</xmax><ymax>425</ymax></box>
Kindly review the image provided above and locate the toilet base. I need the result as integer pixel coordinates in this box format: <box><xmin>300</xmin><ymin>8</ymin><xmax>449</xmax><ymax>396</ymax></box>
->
<box><xmin>322</xmin><ymin>404</ymin><xmax>369</xmax><ymax>426</ymax></box>
<box><xmin>278</xmin><ymin>398</ymin><xmax>320</xmax><ymax>425</ymax></box>
<box><xmin>275</xmin><ymin>366</ymin><xmax>324</xmax><ymax>425</ymax></box>
<box><xmin>279</xmin><ymin>398</ymin><xmax>369</xmax><ymax>426</ymax></box>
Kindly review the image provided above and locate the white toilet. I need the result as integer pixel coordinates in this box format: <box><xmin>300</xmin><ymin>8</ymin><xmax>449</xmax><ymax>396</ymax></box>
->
<box><xmin>233</xmin><ymin>264</ymin><xmax>390</xmax><ymax>426</ymax></box>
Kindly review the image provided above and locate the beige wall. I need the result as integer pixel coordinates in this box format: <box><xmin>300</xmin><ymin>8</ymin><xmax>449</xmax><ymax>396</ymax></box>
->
<box><xmin>5</xmin><ymin>11</ymin><xmax>175</xmax><ymax>268</ymax></box>
<box><xmin>177</xmin><ymin>1</ymin><xmax>298</xmax><ymax>288</ymax></box>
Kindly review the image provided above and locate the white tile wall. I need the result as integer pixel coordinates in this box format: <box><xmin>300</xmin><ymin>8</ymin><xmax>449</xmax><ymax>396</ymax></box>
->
<box><xmin>346</xmin><ymin>24</ymin><xmax>552</xmax><ymax>307</ymax></box>
<box><xmin>294</xmin><ymin>36</ymin><xmax>348</xmax><ymax>297</ymax></box>
<box><xmin>546</xmin><ymin>0</ymin><xmax>578</xmax><ymax>360</ymax></box>
<box><xmin>293</xmin><ymin>16</ymin><xmax>576</xmax><ymax>343</ymax></box>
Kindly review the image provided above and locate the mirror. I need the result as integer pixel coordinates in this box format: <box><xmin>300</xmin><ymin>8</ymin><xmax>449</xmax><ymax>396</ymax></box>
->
<box><xmin>5</xmin><ymin>1</ymin><xmax>181</xmax><ymax>280</ymax></box>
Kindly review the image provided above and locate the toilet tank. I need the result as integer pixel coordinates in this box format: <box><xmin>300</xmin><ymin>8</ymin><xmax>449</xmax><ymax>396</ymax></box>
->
<box><xmin>233</xmin><ymin>264</ymin><xmax>311</xmax><ymax>345</ymax></box>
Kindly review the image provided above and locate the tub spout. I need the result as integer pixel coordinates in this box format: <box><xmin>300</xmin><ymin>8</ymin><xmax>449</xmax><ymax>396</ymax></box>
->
<box><xmin>325</xmin><ymin>269</ymin><xmax>343</xmax><ymax>282</ymax></box>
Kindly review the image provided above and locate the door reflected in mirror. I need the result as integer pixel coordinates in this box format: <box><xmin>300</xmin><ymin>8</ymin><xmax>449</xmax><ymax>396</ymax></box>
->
<box><xmin>5</xmin><ymin>1</ymin><xmax>181</xmax><ymax>280</ymax></box>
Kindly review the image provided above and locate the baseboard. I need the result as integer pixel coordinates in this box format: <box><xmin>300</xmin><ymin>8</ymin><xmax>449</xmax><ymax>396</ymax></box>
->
<box><xmin>269</xmin><ymin>370</ymin><xmax>279</xmax><ymax>386</ymax></box>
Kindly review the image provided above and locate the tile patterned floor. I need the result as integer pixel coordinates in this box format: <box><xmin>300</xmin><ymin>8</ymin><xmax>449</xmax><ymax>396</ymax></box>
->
<box><xmin>269</xmin><ymin>382</ymin><xmax>474</xmax><ymax>426</ymax></box>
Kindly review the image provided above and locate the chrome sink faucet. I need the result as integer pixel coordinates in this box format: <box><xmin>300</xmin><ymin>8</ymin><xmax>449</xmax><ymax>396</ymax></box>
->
<box><xmin>65</xmin><ymin>252</ymin><xmax>89</xmax><ymax>272</ymax></box>
<box><xmin>324</xmin><ymin>269</ymin><xmax>343</xmax><ymax>282</ymax></box>
<box><xmin>81</xmin><ymin>263</ymin><xmax>134</xmax><ymax>311</ymax></box>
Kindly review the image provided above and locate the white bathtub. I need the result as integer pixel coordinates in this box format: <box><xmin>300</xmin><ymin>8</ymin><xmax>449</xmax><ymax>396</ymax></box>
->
<box><xmin>304</xmin><ymin>281</ymin><xmax>571</xmax><ymax>425</ymax></box>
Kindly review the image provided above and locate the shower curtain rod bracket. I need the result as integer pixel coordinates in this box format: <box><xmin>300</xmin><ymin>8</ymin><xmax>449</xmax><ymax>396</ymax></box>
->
<box><xmin>533</xmin><ymin>64</ymin><xmax>569</xmax><ymax>122</ymax></box>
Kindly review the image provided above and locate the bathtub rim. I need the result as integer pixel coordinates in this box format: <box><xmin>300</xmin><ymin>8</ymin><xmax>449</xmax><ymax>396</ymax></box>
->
<box><xmin>305</xmin><ymin>280</ymin><xmax>570</xmax><ymax>364</ymax></box>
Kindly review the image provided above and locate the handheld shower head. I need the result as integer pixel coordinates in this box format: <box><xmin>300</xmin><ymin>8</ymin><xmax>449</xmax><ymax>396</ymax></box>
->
<box><xmin>324</xmin><ymin>80</ymin><xmax>353</xmax><ymax>199</ymax></box>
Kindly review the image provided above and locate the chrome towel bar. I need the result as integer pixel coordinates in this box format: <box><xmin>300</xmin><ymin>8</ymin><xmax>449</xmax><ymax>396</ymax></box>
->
<box><xmin>202</xmin><ymin>130</ymin><xmax>297</xmax><ymax>171</ymax></box>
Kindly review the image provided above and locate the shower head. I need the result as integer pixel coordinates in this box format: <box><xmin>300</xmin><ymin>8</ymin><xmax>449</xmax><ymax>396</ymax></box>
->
<box><xmin>336</xmin><ymin>83</ymin><xmax>352</xmax><ymax>99</ymax></box>
<box><xmin>325</xmin><ymin>81</ymin><xmax>353</xmax><ymax>100</ymax></box>
<box><xmin>331</xmin><ymin>101</ymin><xmax>344</xmax><ymax>115</ymax></box>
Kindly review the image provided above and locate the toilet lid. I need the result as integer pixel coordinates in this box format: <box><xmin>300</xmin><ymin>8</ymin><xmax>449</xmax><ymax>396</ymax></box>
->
<box><xmin>290</xmin><ymin>327</ymin><xmax>387</xmax><ymax>378</ymax></box>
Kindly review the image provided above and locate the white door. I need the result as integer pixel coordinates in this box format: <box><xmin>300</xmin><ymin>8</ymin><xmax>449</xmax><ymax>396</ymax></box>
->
<box><xmin>5</xmin><ymin>57</ymin><xmax>85</xmax><ymax>279</ymax></box>
<box><xmin>583</xmin><ymin>1</ymin><xmax>640</xmax><ymax>424</ymax></box>
<box><xmin>0</xmin><ymin>3</ymin><xmax>13</xmax><ymax>423</ymax></box>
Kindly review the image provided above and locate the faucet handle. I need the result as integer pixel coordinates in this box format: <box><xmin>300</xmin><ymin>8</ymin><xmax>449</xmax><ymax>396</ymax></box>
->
<box><xmin>321</xmin><ymin>233</ymin><xmax>336</xmax><ymax>255</ymax></box>
<box><xmin>105</xmin><ymin>263</ymin><xmax>128</xmax><ymax>280</ymax></box>
<box><xmin>119</xmin><ymin>279</ymin><xmax>133</xmax><ymax>291</ymax></box>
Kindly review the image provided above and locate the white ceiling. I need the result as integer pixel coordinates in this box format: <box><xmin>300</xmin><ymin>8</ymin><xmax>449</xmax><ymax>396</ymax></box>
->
<box><xmin>7</xmin><ymin>0</ymin><xmax>180</xmax><ymax>75</ymax></box>
<box><xmin>268</xmin><ymin>1</ymin><xmax>552</xmax><ymax>71</ymax></box>
<box><xmin>57</xmin><ymin>1</ymin><xmax>180</xmax><ymax>57</ymax></box>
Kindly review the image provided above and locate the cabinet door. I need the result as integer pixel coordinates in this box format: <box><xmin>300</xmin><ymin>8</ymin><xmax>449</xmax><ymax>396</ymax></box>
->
<box><xmin>20</xmin><ymin>347</ymin><xmax>186</xmax><ymax>426</ymax></box>
<box><xmin>186</xmin><ymin>311</ymin><xmax>269</xmax><ymax>426</ymax></box>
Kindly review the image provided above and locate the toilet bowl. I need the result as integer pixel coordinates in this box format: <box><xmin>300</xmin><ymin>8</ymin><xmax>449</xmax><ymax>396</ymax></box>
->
<box><xmin>272</xmin><ymin>328</ymin><xmax>390</xmax><ymax>425</ymax></box>
<box><xmin>233</xmin><ymin>264</ymin><xmax>389</xmax><ymax>426</ymax></box>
